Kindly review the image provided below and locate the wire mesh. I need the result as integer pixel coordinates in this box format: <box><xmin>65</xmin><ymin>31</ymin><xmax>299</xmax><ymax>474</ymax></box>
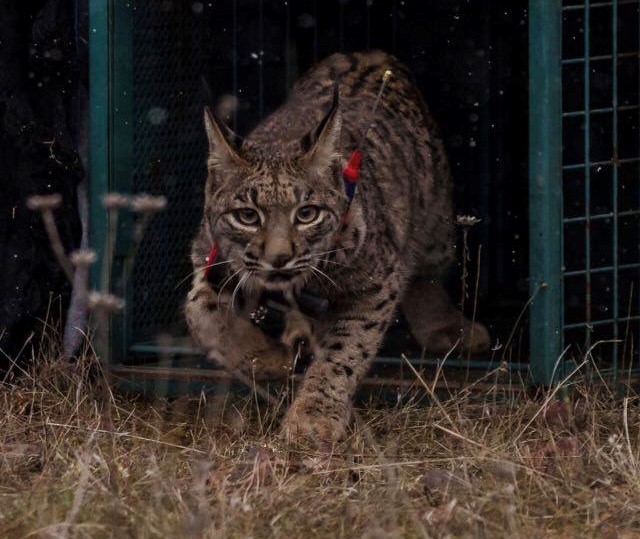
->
<box><xmin>130</xmin><ymin>1</ymin><xmax>209</xmax><ymax>342</ymax></box>
<box><xmin>561</xmin><ymin>0</ymin><xmax>640</xmax><ymax>377</ymax></box>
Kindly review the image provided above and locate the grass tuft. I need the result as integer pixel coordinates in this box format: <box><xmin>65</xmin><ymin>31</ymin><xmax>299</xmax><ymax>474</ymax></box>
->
<box><xmin>1</xmin><ymin>338</ymin><xmax>639</xmax><ymax>538</ymax></box>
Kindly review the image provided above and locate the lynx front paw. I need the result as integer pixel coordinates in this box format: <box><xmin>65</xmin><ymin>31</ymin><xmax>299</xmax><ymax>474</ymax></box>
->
<box><xmin>246</xmin><ymin>343</ymin><xmax>295</xmax><ymax>379</ymax></box>
<box><xmin>207</xmin><ymin>342</ymin><xmax>293</xmax><ymax>381</ymax></box>
<box><xmin>280</xmin><ymin>400</ymin><xmax>348</xmax><ymax>450</ymax></box>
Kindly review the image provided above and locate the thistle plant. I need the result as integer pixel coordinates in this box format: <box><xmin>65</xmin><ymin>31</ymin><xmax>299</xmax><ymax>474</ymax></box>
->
<box><xmin>456</xmin><ymin>214</ymin><xmax>482</xmax><ymax>369</ymax></box>
<box><xmin>26</xmin><ymin>191</ymin><xmax>167</xmax><ymax>363</ymax></box>
<box><xmin>26</xmin><ymin>194</ymin><xmax>75</xmax><ymax>282</ymax></box>
<box><xmin>455</xmin><ymin>214</ymin><xmax>482</xmax><ymax>315</ymax></box>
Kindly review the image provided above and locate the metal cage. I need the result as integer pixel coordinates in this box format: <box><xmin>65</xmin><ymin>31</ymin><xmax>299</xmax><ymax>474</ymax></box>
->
<box><xmin>88</xmin><ymin>0</ymin><xmax>640</xmax><ymax>389</ymax></box>
<box><xmin>529</xmin><ymin>0</ymin><xmax>640</xmax><ymax>384</ymax></box>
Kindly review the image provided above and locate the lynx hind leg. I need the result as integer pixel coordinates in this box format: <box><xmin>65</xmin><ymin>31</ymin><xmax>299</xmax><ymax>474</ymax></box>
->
<box><xmin>401</xmin><ymin>280</ymin><xmax>490</xmax><ymax>354</ymax></box>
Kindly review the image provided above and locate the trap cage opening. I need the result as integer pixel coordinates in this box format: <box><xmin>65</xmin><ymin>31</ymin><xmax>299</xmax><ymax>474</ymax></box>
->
<box><xmin>88</xmin><ymin>0</ymin><xmax>640</xmax><ymax>392</ymax></box>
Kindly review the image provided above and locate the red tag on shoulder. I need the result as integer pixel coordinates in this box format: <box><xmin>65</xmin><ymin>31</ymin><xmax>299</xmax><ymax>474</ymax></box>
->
<box><xmin>204</xmin><ymin>243</ymin><xmax>219</xmax><ymax>279</ymax></box>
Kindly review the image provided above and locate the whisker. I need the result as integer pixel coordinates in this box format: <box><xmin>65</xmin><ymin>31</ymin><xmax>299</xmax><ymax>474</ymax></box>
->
<box><xmin>314</xmin><ymin>246</ymin><xmax>350</xmax><ymax>256</ymax></box>
<box><xmin>229</xmin><ymin>271</ymin><xmax>250</xmax><ymax>316</ymax></box>
<box><xmin>310</xmin><ymin>257</ymin><xmax>377</xmax><ymax>283</ymax></box>
<box><xmin>174</xmin><ymin>259</ymin><xmax>235</xmax><ymax>290</ymax></box>
<box><xmin>298</xmin><ymin>246</ymin><xmax>350</xmax><ymax>262</ymax></box>
<box><xmin>315</xmin><ymin>258</ymin><xmax>353</xmax><ymax>269</ymax></box>
<box><xmin>246</xmin><ymin>272</ymin><xmax>258</xmax><ymax>296</ymax></box>
<box><xmin>217</xmin><ymin>268</ymin><xmax>245</xmax><ymax>310</ymax></box>
<box><xmin>310</xmin><ymin>265</ymin><xmax>340</xmax><ymax>291</ymax></box>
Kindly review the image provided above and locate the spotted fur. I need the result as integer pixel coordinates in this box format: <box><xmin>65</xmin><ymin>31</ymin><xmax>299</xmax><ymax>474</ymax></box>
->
<box><xmin>185</xmin><ymin>51</ymin><xmax>489</xmax><ymax>446</ymax></box>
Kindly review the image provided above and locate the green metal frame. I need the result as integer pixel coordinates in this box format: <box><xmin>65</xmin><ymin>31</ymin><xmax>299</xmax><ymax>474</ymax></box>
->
<box><xmin>88</xmin><ymin>0</ymin><xmax>561</xmax><ymax>384</ymax></box>
<box><xmin>89</xmin><ymin>1</ymin><xmax>134</xmax><ymax>364</ymax></box>
<box><xmin>88</xmin><ymin>0</ymin><xmax>110</xmax><ymax>358</ymax></box>
<box><xmin>528</xmin><ymin>0</ymin><xmax>564</xmax><ymax>384</ymax></box>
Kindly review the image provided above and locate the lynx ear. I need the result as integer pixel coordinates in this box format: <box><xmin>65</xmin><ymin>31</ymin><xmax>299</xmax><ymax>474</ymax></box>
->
<box><xmin>203</xmin><ymin>106</ymin><xmax>244</xmax><ymax>172</ymax></box>
<box><xmin>301</xmin><ymin>85</ymin><xmax>342</xmax><ymax>174</ymax></box>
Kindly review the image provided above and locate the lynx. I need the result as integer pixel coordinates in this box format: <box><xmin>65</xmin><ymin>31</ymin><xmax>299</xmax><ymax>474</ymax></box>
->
<box><xmin>185</xmin><ymin>51</ymin><xmax>489</xmax><ymax>446</ymax></box>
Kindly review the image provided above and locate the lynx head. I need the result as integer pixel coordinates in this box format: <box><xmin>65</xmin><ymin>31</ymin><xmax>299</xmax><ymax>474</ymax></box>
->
<box><xmin>202</xmin><ymin>90</ymin><xmax>355</xmax><ymax>293</ymax></box>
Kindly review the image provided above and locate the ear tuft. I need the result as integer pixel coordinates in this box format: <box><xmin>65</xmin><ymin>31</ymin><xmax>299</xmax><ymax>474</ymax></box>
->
<box><xmin>203</xmin><ymin>106</ymin><xmax>244</xmax><ymax>172</ymax></box>
<box><xmin>301</xmin><ymin>86</ymin><xmax>342</xmax><ymax>174</ymax></box>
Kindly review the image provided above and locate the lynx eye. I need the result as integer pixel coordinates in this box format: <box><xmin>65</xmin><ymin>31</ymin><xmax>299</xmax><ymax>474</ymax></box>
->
<box><xmin>233</xmin><ymin>208</ymin><xmax>260</xmax><ymax>226</ymax></box>
<box><xmin>295</xmin><ymin>205</ymin><xmax>321</xmax><ymax>225</ymax></box>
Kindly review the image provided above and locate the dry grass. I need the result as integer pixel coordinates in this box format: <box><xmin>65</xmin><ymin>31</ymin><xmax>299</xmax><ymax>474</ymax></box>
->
<box><xmin>1</xmin><ymin>339</ymin><xmax>640</xmax><ymax>538</ymax></box>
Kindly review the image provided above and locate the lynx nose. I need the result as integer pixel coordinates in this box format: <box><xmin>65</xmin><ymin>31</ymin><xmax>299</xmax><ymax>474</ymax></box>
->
<box><xmin>264</xmin><ymin>236</ymin><xmax>293</xmax><ymax>268</ymax></box>
<box><xmin>269</xmin><ymin>253</ymin><xmax>292</xmax><ymax>269</ymax></box>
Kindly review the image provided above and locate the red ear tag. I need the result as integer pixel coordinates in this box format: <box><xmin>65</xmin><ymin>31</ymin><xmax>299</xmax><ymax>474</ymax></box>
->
<box><xmin>336</xmin><ymin>149</ymin><xmax>364</xmax><ymax>245</ymax></box>
<box><xmin>342</xmin><ymin>149</ymin><xmax>362</xmax><ymax>202</ymax></box>
<box><xmin>342</xmin><ymin>149</ymin><xmax>362</xmax><ymax>183</ymax></box>
<box><xmin>204</xmin><ymin>243</ymin><xmax>219</xmax><ymax>279</ymax></box>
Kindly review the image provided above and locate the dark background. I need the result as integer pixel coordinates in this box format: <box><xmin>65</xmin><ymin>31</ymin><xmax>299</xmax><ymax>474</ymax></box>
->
<box><xmin>0</xmin><ymin>0</ymin><xmax>85</xmax><ymax>370</ymax></box>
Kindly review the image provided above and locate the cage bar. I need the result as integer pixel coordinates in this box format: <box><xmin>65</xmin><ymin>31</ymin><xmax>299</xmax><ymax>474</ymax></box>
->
<box><xmin>88</xmin><ymin>2</ymin><xmax>134</xmax><ymax>363</ymax></box>
<box><xmin>88</xmin><ymin>1</ymin><xmax>109</xmax><ymax>298</ymax></box>
<box><xmin>529</xmin><ymin>0</ymin><xmax>564</xmax><ymax>384</ymax></box>
<box><xmin>612</xmin><ymin>0</ymin><xmax>620</xmax><ymax>379</ymax></box>
<box><xmin>111</xmin><ymin>3</ymin><xmax>135</xmax><ymax>364</ymax></box>
<box><xmin>584</xmin><ymin>0</ymin><xmax>593</xmax><ymax>355</ymax></box>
